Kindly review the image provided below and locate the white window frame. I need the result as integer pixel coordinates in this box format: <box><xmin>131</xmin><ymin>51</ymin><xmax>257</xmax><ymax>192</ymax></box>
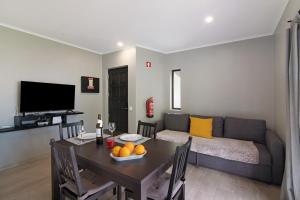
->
<box><xmin>171</xmin><ymin>69</ymin><xmax>181</xmax><ymax>110</ymax></box>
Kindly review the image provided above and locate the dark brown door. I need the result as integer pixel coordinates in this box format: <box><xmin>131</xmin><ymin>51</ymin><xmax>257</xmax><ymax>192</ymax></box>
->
<box><xmin>108</xmin><ymin>66</ymin><xmax>128</xmax><ymax>132</ymax></box>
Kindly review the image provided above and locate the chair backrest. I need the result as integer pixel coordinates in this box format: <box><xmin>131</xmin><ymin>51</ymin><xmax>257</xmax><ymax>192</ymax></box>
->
<box><xmin>137</xmin><ymin>120</ymin><xmax>157</xmax><ymax>139</ymax></box>
<box><xmin>59</xmin><ymin>120</ymin><xmax>84</xmax><ymax>140</ymax></box>
<box><xmin>167</xmin><ymin>137</ymin><xmax>192</xmax><ymax>200</ymax></box>
<box><xmin>50</xmin><ymin>139</ymin><xmax>86</xmax><ymax>196</ymax></box>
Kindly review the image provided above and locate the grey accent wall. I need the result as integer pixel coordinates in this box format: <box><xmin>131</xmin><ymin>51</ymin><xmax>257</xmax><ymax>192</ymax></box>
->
<box><xmin>0</xmin><ymin>26</ymin><xmax>102</xmax><ymax>170</ymax></box>
<box><xmin>165</xmin><ymin>36</ymin><xmax>276</xmax><ymax>129</ymax></box>
<box><xmin>274</xmin><ymin>0</ymin><xmax>300</xmax><ymax>142</ymax></box>
<box><xmin>102</xmin><ymin>48</ymin><xmax>136</xmax><ymax>133</ymax></box>
<box><xmin>136</xmin><ymin>47</ymin><xmax>168</xmax><ymax>123</ymax></box>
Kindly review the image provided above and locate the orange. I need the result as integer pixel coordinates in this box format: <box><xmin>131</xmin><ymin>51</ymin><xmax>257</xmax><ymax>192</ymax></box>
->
<box><xmin>134</xmin><ymin>145</ymin><xmax>145</xmax><ymax>155</ymax></box>
<box><xmin>119</xmin><ymin>147</ymin><xmax>131</xmax><ymax>157</ymax></box>
<box><xmin>112</xmin><ymin>146</ymin><xmax>122</xmax><ymax>157</ymax></box>
<box><xmin>124</xmin><ymin>142</ymin><xmax>135</xmax><ymax>153</ymax></box>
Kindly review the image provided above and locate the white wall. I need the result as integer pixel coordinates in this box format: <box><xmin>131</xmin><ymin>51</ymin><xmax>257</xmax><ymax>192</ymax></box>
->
<box><xmin>0</xmin><ymin>26</ymin><xmax>102</xmax><ymax>170</ymax></box>
<box><xmin>136</xmin><ymin>47</ymin><xmax>168</xmax><ymax>123</ymax></box>
<box><xmin>103</xmin><ymin>37</ymin><xmax>277</xmax><ymax>132</ymax></box>
<box><xmin>165</xmin><ymin>36</ymin><xmax>276</xmax><ymax>129</ymax></box>
<box><xmin>102</xmin><ymin>48</ymin><xmax>136</xmax><ymax>133</ymax></box>
<box><xmin>102</xmin><ymin>47</ymin><xmax>169</xmax><ymax>133</ymax></box>
<box><xmin>274</xmin><ymin>0</ymin><xmax>300</xmax><ymax>142</ymax></box>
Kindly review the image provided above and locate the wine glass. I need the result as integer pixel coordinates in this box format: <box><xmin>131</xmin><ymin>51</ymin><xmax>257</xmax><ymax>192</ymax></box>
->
<box><xmin>79</xmin><ymin>125</ymin><xmax>86</xmax><ymax>143</ymax></box>
<box><xmin>108</xmin><ymin>122</ymin><xmax>116</xmax><ymax>137</ymax></box>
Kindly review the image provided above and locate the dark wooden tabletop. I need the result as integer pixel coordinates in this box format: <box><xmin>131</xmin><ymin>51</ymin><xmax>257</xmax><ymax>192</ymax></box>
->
<box><xmin>52</xmin><ymin>138</ymin><xmax>178</xmax><ymax>200</ymax></box>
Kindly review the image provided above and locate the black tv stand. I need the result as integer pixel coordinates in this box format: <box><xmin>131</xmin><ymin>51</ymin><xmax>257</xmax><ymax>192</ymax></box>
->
<box><xmin>66</xmin><ymin>110</ymin><xmax>76</xmax><ymax>114</ymax></box>
<box><xmin>0</xmin><ymin>111</ymin><xmax>84</xmax><ymax>134</ymax></box>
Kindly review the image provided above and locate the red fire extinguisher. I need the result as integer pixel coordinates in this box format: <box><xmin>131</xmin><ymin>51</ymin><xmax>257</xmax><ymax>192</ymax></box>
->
<box><xmin>146</xmin><ymin>97</ymin><xmax>154</xmax><ymax>118</ymax></box>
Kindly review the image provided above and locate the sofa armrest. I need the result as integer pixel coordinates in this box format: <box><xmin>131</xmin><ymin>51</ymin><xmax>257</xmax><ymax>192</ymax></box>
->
<box><xmin>155</xmin><ymin>120</ymin><xmax>165</xmax><ymax>132</ymax></box>
<box><xmin>265</xmin><ymin>130</ymin><xmax>285</xmax><ymax>184</ymax></box>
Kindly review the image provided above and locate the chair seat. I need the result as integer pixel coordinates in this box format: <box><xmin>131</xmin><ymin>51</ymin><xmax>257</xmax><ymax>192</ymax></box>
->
<box><xmin>147</xmin><ymin>173</ymin><xmax>183</xmax><ymax>200</ymax></box>
<box><xmin>125</xmin><ymin>137</ymin><xmax>192</xmax><ymax>200</ymax></box>
<box><xmin>62</xmin><ymin>169</ymin><xmax>116</xmax><ymax>200</ymax></box>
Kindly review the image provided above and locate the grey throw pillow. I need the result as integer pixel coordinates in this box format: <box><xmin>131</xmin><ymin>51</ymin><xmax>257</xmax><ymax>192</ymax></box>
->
<box><xmin>164</xmin><ymin>113</ymin><xmax>189</xmax><ymax>132</ymax></box>
<box><xmin>224</xmin><ymin>117</ymin><xmax>266</xmax><ymax>144</ymax></box>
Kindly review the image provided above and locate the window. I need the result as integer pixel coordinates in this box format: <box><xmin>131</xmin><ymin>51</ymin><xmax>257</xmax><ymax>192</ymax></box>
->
<box><xmin>172</xmin><ymin>69</ymin><xmax>181</xmax><ymax>110</ymax></box>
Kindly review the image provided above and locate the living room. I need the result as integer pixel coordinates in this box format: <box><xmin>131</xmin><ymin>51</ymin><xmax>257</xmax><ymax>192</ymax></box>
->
<box><xmin>0</xmin><ymin>0</ymin><xmax>299</xmax><ymax>200</ymax></box>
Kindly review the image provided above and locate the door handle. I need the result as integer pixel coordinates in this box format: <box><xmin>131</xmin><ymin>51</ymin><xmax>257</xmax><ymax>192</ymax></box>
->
<box><xmin>120</xmin><ymin>107</ymin><xmax>128</xmax><ymax>110</ymax></box>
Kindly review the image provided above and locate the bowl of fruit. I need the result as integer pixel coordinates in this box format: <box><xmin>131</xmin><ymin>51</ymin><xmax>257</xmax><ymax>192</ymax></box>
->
<box><xmin>110</xmin><ymin>142</ymin><xmax>147</xmax><ymax>162</ymax></box>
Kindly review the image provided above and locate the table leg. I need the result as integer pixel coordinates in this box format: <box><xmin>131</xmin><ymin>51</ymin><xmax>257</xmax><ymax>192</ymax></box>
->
<box><xmin>117</xmin><ymin>185</ymin><xmax>122</xmax><ymax>200</ymax></box>
<box><xmin>134</xmin><ymin>184</ymin><xmax>147</xmax><ymax>200</ymax></box>
<box><xmin>51</xmin><ymin>146</ymin><xmax>60</xmax><ymax>200</ymax></box>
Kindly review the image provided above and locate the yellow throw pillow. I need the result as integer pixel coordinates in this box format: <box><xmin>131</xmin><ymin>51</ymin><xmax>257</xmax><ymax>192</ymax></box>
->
<box><xmin>189</xmin><ymin>117</ymin><xmax>213</xmax><ymax>139</ymax></box>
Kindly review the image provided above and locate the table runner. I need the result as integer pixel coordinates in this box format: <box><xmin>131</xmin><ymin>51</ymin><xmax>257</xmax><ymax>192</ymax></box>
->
<box><xmin>66</xmin><ymin>133</ymin><xmax>110</xmax><ymax>145</ymax></box>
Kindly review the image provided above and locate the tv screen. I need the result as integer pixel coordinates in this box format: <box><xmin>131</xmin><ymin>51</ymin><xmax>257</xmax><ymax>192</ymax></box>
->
<box><xmin>20</xmin><ymin>81</ymin><xmax>75</xmax><ymax>112</ymax></box>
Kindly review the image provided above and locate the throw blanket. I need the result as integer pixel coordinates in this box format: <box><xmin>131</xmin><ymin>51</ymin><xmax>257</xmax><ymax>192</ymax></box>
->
<box><xmin>157</xmin><ymin>130</ymin><xmax>259</xmax><ymax>164</ymax></box>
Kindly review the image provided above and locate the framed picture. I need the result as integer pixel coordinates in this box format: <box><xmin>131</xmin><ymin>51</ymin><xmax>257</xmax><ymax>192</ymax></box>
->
<box><xmin>81</xmin><ymin>76</ymin><xmax>100</xmax><ymax>93</ymax></box>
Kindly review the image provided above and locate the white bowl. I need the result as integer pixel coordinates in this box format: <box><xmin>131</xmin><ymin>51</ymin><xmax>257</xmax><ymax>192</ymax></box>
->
<box><xmin>110</xmin><ymin>151</ymin><xmax>147</xmax><ymax>162</ymax></box>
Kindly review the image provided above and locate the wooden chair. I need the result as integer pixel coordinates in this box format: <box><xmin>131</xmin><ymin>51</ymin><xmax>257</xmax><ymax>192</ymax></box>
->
<box><xmin>125</xmin><ymin>137</ymin><xmax>192</xmax><ymax>200</ymax></box>
<box><xmin>59</xmin><ymin>120</ymin><xmax>84</xmax><ymax>140</ymax></box>
<box><xmin>137</xmin><ymin>120</ymin><xmax>158</xmax><ymax>139</ymax></box>
<box><xmin>50</xmin><ymin>139</ymin><xmax>117</xmax><ymax>200</ymax></box>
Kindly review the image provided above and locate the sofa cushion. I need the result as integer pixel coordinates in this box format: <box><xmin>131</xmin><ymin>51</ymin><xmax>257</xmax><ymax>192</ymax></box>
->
<box><xmin>191</xmin><ymin>115</ymin><xmax>224</xmax><ymax>137</ymax></box>
<box><xmin>157</xmin><ymin>130</ymin><xmax>259</xmax><ymax>164</ymax></box>
<box><xmin>224</xmin><ymin>117</ymin><xmax>266</xmax><ymax>144</ymax></box>
<box><xmin>164</xmin><ymin>113</ymin><xmax>189</xmax><ymax>132</ymax></box>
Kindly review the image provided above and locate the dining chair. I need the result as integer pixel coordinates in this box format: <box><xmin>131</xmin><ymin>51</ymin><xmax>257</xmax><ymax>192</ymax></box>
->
<box><xmin>50</xmin><ymin>138</ymin><xmax>117</xmax><ymax>200</ymax></box>
<box><xmin>59</xmin><ymin>120</ymin><xmax>84</xmax><ymax>140</ymax></box>
<box><xmin>137</xmin><ymin>120</ymin><xmax>158</xmax><ymax>139</ymax></box>
<box><xmin>125</xmin><ymin>137</ymin><xmax>192</xmax><ymax>200</ymax></box>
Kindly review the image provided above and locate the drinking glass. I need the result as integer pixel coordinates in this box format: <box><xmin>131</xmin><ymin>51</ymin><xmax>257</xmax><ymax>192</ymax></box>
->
<box><xmin>106</xmin><ymin>137</ymin><xmax>115</xmax><ymax>149</ymax></box>
<box><xmin>108</xmin><ymin>122</ymin><xmax>116</xmax><ymax>136</ymax></box>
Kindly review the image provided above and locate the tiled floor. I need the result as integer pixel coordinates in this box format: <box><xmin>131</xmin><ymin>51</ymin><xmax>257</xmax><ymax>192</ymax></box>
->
<box><xmin>0</xmin><ymin>155</ymin><xmax>280</xmax><ymax>200</ymax></box>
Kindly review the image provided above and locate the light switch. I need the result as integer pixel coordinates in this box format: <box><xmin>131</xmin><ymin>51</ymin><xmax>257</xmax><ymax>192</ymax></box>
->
<box><xmin>129</xmin><ymin>106</ymin><xmax>133</xmax><ymax>111</ymax></box>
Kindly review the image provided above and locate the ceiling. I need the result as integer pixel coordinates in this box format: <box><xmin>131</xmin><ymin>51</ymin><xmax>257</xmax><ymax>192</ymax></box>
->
<box><xmin>0</xmin><ymin>0</ymin><xmax>288</xmax><ymax>54</ymax></box>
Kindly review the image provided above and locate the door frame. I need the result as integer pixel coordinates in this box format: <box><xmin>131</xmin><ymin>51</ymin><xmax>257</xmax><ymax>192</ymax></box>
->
<box><xmin>104</xmin><ymin>65</ymin><xmax>128</xmax><ymax>131</ymax></box>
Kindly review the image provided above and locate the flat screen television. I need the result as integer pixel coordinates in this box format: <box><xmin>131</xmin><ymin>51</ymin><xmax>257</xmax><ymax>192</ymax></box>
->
<box><xmin>20</xmin><ymin>81</ymin><xmax>75</xmax><ymax>113</ymax></box>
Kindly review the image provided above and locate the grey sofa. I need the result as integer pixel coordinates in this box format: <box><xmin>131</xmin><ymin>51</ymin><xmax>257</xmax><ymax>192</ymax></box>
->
<box><xmin>157</xmin><ymin>113</ymin><xmax>285</xmax><ymax>185</ymax></box>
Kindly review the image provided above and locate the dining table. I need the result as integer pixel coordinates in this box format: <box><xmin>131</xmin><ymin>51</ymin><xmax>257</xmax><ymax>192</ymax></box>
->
<box><xmin>51</xmin><ymin>136</ymin><xmax>179</xmax><ymax>200</ymax></box>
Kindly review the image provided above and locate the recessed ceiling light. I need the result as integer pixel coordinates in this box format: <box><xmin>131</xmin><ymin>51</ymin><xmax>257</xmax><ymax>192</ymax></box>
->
<box><xmin>117</xmin><ymin>42</ymin><xmax>124</xmax><ymax>47</ymax></box>
<box><xmin>205</xmin><ymin>16</ymin><xmax>214</xmax><ymax>24</ymax></box>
